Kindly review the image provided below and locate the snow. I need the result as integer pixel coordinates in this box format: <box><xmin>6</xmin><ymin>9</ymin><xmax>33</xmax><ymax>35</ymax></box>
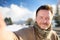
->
<box><xmin>6</xmin><ymin>24</ymin><xmax>29</xmax><ymax>32</ymax></box>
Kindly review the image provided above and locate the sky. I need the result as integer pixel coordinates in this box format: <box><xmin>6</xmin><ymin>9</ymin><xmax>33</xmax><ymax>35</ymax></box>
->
<box><xmin>57</xmin><ymin>0</ymin><xmax>60</xmax><ymax>5</ymax></box>
<box><xmin>0</xmin><ymin>0</ymin><xmax>57</xmax><ymax>23</ymax></box>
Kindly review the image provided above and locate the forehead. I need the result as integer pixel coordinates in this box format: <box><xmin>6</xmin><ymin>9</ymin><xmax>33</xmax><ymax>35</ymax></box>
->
<box><xmin>37</xmin><ymin>10</ymin><xmax>51</xmax><ymax>17</ymax></box>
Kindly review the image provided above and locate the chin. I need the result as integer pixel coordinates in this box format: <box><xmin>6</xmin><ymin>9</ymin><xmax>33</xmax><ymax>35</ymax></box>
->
<box><xmin>40</xmin><ymin>26</ymin><xmax>48</xmax><ymax>30</ymax></box>
<box><xmin>41</xmin><ymin>27</ymin><xmax>47</xmax><ymax>30</ymax></box>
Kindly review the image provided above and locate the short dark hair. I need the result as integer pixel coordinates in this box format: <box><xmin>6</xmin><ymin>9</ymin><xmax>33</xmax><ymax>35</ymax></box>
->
<box><xmin>36</xmin><ymin>5</ymin><xmax>53</xmax><ymax>16</ymax></box>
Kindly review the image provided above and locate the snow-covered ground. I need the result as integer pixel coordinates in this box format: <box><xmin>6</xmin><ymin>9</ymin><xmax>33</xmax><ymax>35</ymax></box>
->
<box><xmin>6</xmin><ymin>21</ymin><xmax>56</xmax><ymax>32</ymax></box>
<box><xmin>6</xmin><ymin>24</ymin><xmax>29</xmax><ymax>32</ymax></box>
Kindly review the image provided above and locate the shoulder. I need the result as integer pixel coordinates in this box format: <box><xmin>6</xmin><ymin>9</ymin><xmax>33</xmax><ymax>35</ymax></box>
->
<box><xmin>14</xmin><ymin>25</ymin><xmax>34</xmax><ymax>34</ymax></box>
<box><xmin>50</xmin><ymin>30</ymin><xmax>59</xmax><ymax>40</ymax></box>
<box><xmin>51</xmin><ymin>30</ymin><xmax>57</xmax><ymax>35</ymax></box>
<box><xmin>13</xmin><ymin>25</ymin><xmax>34</xmax><ymax>40</ymax></box>
<box><xmin>50</xmin><ymin>30</ymin><xmax>58</xmax><ymax>37</ymax></box>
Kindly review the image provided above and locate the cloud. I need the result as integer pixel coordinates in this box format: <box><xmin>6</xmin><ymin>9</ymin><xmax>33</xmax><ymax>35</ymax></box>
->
<box><xmin>0</xmin><ymin>4</ymin><xmax>57</xmax><ymax>23</ymax></box>
<box><xmin>0</xmin><ymin>4</ymin><xmax>34</xmax><ymax>22</ymax></box>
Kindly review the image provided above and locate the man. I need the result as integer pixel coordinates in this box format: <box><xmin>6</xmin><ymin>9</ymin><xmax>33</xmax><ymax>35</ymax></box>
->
<box><xmin>0</xmin><ymin>13</ymin><xmax>18</xmax><ymax>40</ymax></box>
<box><xmin>0</xmin><ymin>5</ymin><xmax>59</xmax><ymax>40</ymax></box>
<box><xmin>14</xmin><ymin>5</ymin><xmax>59</xmax><ymax>40</ymax></box>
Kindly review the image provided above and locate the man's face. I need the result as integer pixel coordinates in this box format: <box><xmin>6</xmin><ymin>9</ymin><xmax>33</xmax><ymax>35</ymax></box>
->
<box><xmin>36</xmin><ymin>10</ymin><xmax>53</xmax><ymax>30</ymax></box>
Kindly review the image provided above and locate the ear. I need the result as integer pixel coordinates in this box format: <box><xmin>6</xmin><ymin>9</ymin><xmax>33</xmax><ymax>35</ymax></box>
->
<box><xmin>51</xmin><ymin>14</ymin><xmax>53</xmax><ymax>20</ymax></box>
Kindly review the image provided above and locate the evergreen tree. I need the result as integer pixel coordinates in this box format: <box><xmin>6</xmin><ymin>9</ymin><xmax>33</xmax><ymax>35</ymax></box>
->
<box><xmin>4</xmin><ymin>17</ymin><xmax>13</xmax><ymax>25</ymax></box>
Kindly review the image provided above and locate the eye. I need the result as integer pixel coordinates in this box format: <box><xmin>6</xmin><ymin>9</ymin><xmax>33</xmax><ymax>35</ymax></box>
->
<box><xmin>46</xmin><ymin>18</ymin><xmax>49</xmax><ymax>20</ymax></box>
<box><xmin>37</xmin><ymin>15</ymin><xmax>43</xmax><ymax>19</ymax></box>
<box><xmin>40</xmin><ymin>17</ymin><xmax>42</xmax><ymax>19</ymax></box>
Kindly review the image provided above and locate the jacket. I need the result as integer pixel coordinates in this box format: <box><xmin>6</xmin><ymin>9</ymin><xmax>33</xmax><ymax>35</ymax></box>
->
<box><xmin>14</xmin><ymin>26</ymin><xmax>59</xmax><ymax>40</ymax></box>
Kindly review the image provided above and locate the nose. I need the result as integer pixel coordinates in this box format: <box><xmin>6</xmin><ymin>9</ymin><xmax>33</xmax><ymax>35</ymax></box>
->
<box><xmin>42</xmin><ymin>19</ymin><xmax>47</xmax><ymax>23</ymax></box>
<box><xmin>43</xmin><ymin>20</ymin><xmax>47</xmax><ymax>23</ymax></box>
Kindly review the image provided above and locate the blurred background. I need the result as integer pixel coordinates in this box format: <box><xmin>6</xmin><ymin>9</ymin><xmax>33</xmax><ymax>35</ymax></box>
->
<box><xmin>0</xmin><ymin>0</ymin><xmax>60</xmax><ymax>38</ymax></box>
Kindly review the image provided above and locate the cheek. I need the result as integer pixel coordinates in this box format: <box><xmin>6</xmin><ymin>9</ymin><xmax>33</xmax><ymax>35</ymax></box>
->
<box><xmin>47</xmin><ymin>20</ymin><xmax>51</xmax><ymax>24</ymax></box>
<box><xmin>36</xmin><ymin>18</ymin><xmax>41</xmax><ymax>24</ymax></box>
